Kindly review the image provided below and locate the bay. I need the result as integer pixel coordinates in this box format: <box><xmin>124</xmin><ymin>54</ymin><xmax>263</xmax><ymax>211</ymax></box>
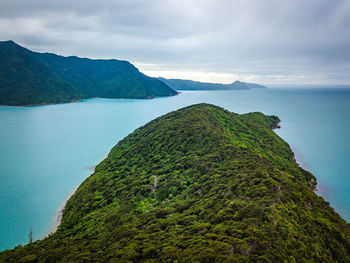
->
<box><xmin>0</xmin><ymin>87</ymin><xmax>349</xmax><ymax>251</ymax></box>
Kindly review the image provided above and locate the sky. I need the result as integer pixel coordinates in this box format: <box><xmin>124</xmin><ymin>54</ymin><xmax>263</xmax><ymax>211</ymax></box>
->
<box><xmin>0</xmin><ymin>0</ymin><xmax>350</xmax><ymax>84</ymax></box>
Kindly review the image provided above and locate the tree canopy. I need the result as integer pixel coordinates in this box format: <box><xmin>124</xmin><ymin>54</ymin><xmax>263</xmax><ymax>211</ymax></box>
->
<box><xmin>1</xmin><ymin>103</ymin><xmax>350</xmax><ymax>262</ymax></box>
<box><xmin>0</xmin><ymin>41</ymin><xmax>176</xmax><ymax>106</ymax></box>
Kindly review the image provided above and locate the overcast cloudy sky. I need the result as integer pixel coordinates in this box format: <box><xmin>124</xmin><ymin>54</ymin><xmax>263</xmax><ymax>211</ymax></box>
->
<box><xmin>1</xmin><ymin>0</ymin><xmax>350</xmax><ymax>84</ymax></box>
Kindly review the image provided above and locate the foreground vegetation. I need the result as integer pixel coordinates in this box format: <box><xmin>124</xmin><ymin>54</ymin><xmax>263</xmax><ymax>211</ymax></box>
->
<box><xmin>1</xmin><ymin>104</ymin><xmax>350</xmax><ymax>262</ymax></box>
<box><xmin>0</xmin><ymin>41</ymin><xmax>176</xmax><ymax>106</ymax></box>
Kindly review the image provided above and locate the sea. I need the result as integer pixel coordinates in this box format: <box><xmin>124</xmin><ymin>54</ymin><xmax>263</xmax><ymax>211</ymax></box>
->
<box><xmin>0</xmin><ymin>87</ymin><xmax>349</xmax><ymax>251</ymax></box>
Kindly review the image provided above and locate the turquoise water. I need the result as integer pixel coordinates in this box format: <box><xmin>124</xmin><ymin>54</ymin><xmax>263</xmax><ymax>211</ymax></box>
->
<box><xmin>0</xmin><ymin>88</ymin><xmax>349</xmax><ymax>251</ymax></box>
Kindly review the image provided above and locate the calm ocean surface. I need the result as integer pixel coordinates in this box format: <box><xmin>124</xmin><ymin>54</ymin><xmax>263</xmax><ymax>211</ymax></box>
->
<box><xmin>0</xmin><ymin>87</ymin><xmax>349</xmax><ymax>251</ymax></box>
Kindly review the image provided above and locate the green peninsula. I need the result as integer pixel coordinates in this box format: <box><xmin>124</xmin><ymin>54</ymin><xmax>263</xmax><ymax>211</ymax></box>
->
<box><xmin>0</xmin><ymin>41</ymin><xmax>177</xmax><ymax>106</ymax></box>
<box><xmin>1</xmin><ymin>104</ymin><xmax>350</xmax><ymax>262</ymax></box>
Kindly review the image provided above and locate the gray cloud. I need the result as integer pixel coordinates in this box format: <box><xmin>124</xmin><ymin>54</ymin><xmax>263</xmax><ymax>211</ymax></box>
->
<box><xmin>0</xmin><ymin>0</ymin><xmax>350</xmax><ymax>84</ymax></box>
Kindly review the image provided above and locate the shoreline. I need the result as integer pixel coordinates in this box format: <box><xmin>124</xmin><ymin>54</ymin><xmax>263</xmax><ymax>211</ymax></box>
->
<box><xmin>0</xmin><ymin>93</ymin><xmax>179</xmax><ymax>107</ymax></box>
<box><xmin>45</xmin><ymin>163</ymin><xmax>100</xmax><ymax>238</ymax></box>
<box><xmin>272</xmin><ymin>121</ymin><xmax>309</xmax><ymax>169</ymax></box>
<box><xmin>291</xmin><ymin>146</ymin><xmax>310</xmax><ymax>169</ymax></box>
<box><xmin>273</xmin><ymin>121</ymin><xmax>327</xmax><ymax>197</ymax></box>
<box><xmin>0</xmin><ymin>99</ymin><xmax>84</xmax><ymax>107</ymax></box>
<box><xmin>44</xmin><ymin>187</ymin><xmax>78</xmax><ymax>237</ymax></box>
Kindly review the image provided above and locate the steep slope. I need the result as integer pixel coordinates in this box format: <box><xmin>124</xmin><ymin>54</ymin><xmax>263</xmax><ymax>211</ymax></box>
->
<box><xmin>159</xmin><ymin>77</ymin><xmax>266</xmax><ymax>90</ymax></box>
<box><xmin>0</xmin><ymin>41</ymin><xmax>177</xmax><ymax>106</ymax></box>
<box><xmin>1</xmin><ymin>104</ymin><xmax>350</xmax><ymax>262</ymax></box>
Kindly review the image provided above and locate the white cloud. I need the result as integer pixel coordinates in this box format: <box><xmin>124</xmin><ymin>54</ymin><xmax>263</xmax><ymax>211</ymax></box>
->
<box><xmin>0</xmin><ymin>0</ymin><xmax>350</xmax><ymax>84</ymax></box>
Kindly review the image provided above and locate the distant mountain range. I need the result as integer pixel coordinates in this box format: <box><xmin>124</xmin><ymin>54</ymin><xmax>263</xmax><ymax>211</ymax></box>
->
<box><xmin>158</xmin><ymin>77</ymin><xmax>266</xmax><ymax>90</ymax></box>
<box><xmin>0</xmin><ymin>41</ymin><xmax>177</xmax><ymax>106</ymax></box>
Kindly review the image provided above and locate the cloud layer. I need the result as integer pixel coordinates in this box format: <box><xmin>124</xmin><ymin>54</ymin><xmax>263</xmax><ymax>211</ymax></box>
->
<box><xmin>1</xmin><ymin>0</ymin><xmax>350</xmax><ymax>84</ymax></box>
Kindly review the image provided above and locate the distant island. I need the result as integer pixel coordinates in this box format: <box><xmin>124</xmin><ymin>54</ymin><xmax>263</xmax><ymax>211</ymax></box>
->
<box><xmin>2</xmin><ymin>104</ymin><xmax>350</xmax><ymax>262</ymax></box>
<box><xmin>159</xmin><ymin>77</ymin><xmax>266</xmax><ymax>90</ymax></box>
<box><xmin>0</xmin><ymin>41</ymin><xmax>177</xmax><ymax>106</ymax></box>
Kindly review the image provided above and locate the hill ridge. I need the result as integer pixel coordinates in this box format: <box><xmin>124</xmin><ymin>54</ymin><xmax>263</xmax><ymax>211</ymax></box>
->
<box><xmin>159</xmin><ymin>77</ymin><xmax>266</xmax><ymax>90</ymax></box>
<box><xmin>1</xmin><ymin>103</ymin><xmax>349</xmax><ymax>262</ymax></box>
<box><xmin>0</xmin><ymin>40</ymin><xmax>177</xmax><ymax>106</ymax></box>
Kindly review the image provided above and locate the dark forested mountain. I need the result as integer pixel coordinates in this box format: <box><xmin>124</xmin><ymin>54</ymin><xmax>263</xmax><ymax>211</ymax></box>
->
<box><xmin>159</xmin><ymin>77</ymin><xmax>266</xmax><ymax>90</ymax></box>
<box><xmin>1</xmin><ymin>104</ymin><xmax>350</xmax><ymax>262</ymax></box>
<box><xmin>0</xmin><ymin>41</ymin><xmax>177</xmax><ymax>106</ymax></box>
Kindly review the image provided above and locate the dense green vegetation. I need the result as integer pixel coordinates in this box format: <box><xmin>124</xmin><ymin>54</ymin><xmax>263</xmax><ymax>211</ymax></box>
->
<box><xmin>1</xmin><ymin>103</ymin><xmax>350</xmax><ymax>262</ymax></box>
<box><xmin>159</xmin><ymin>77</ymin><xmax>266</xmax><ymax>90</ymax></box>
<box><xmin>0</xmin><ymin>41</ymin><xmax>177</xmax><ymax>106</ymax></box>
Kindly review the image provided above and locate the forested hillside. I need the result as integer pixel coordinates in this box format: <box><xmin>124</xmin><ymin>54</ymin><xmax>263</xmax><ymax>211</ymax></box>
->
<box><xmin>0</xmin><ymin>41</ymin><xmax>177</xmax><ymax>106</ymax></box>
<box><xmin>1</xmin><ymin>104</ymin><xmax>350</xmax><ymax>262</ymax></box>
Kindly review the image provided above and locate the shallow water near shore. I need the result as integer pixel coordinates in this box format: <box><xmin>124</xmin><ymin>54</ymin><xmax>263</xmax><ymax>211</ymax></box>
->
<box><xmin>0</xmin><ymin>87</ymin><xmax>350</xmax><ymax>251</ymax></box>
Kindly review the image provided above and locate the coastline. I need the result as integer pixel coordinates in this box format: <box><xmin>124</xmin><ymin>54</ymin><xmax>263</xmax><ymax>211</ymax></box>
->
<box><xmin>0</xmin><ymin>99</ymin><xmax>84</xmax><ymax>107</ymax></box>
<box><xmin>0</xmin><ymin>93</ymin><xmax>178</xmax><ymax>107</ymax></box>
<box><xmin>45</xmin><ymin>163</ymin><xmax>100</xmax><ymax>237</ymax></box>
<box><xmin>291</xmin><ymin>146</ymin><xmax>310</xmax><ymax>169</ymax></box>
<box><xmin>45</xmin><ymin>187</ymin><xmax>77</xmax><ymax>237</ymax></box>
<box><xmin>272</xmin><ymin>121</ymin><xmax>309</xmax><ymax>169</ymax></box>
<box><xmin>273</xmin><ymin>121</ymin><xmax>330</xmax><ymax>201</ymax></box>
